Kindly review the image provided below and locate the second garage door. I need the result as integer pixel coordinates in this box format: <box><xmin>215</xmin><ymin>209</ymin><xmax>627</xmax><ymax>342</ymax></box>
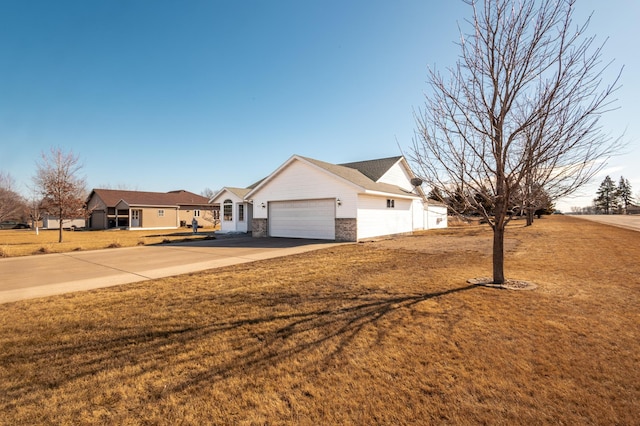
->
<box><xmin>269</xmin><ymin>199</ymin><xmax>336</xmax><ymax>240</ymax></box>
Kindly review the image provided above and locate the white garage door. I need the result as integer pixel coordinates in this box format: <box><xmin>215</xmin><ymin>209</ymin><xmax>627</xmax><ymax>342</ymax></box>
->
<box><xmin>269</xmin><ymin>199</ymin><xmax>336</xmax><ymax>240</ymax></box>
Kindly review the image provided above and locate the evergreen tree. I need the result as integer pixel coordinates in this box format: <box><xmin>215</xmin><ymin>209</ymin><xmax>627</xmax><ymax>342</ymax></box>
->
<box><xmin>427</xmin><ymin>187</ymin><xmax>444</xmax><ymax>203</ymax></box>
<box><xmin>616</xmin><ymin>176</ymin><xmax>633</xmax><ymax>214</ymax></box>
<box><xmin>594</xmin><ymin>176</ymin><xmax>617</xmax><ymax>214</ymax></box>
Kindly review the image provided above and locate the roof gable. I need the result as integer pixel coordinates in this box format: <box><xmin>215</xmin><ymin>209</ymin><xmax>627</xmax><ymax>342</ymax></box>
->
<box><xmin>246</xmin><ymin>154</ymin><xmax>421</xmax><ymax>200</ymax></box>
<box><xmin>210</xmin><ymin>187</ymin><xmax>251</xmax><ymax>203</ymax></box>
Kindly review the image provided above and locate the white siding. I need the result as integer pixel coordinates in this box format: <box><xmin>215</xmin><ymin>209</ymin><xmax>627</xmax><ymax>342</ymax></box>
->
<box><xmin>251</xmin><ymin>160</ymin><xmax>357</xmax><ymax>219</ymax></box>
<box><xmin>244</xmin><ymin>156</ymin><xmax>446</xmax><ymax>240</ymax></box>
<box><xmin>357</xmin><ymin>194</ymin><xmax>413</xmax><ymax>240</ymax></box>
<box><xmin>216</xmin><ymin>190</ymin><xmax>248</xmax><ymax>233</ymax></box>
<box><xmin>412</xmin><ymin>199</ymin><xmax>425</xmax><ymax>230</ymax></box>
<box><xmin>425</xmin><ymin>205</ymin><xmax>448</xmax><ymax>229</ymax></box>
<box><xmin>378</xmin><ymin>161</ymin><xmax>414</xmax><ymax>191</ymax></box>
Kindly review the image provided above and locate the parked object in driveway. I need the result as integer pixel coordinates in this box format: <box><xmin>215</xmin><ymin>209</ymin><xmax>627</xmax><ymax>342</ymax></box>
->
<box><xmin>0</xmin><ymin>221</ymin><xmax>30</xmax><ymax>229</ymax></box>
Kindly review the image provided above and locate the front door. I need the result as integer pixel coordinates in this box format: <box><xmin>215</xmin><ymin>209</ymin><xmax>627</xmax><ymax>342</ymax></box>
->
<box><xmin>131</xmin><ymin>210</ymin><xmax>141</xmax><ymax>227</ymax></box>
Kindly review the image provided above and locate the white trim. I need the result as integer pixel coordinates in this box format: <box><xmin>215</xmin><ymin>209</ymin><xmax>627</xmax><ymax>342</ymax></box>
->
<box><xmin>363</xmin><ymin>189</ymin><xmax>421</xmax><ymax>200</ymax></box>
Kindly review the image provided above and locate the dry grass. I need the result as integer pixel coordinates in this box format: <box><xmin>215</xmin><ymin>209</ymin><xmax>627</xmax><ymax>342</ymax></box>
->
<box><xmin>0</xmin><ymin>216</ymin><xmax>638</xmax><ymax>425</ymax></box>
<box><xmin>0</xmin><ymin>228</ymin><xmax>217</xmax><ymax>257</ymax></box>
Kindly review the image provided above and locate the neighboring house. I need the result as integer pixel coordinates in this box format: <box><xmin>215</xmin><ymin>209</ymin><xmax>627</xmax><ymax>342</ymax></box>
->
<box><xmin>209</xmin><ymin>187</ymin><xmax>254</xmax><ymax>233</ymax></box>
<box><xmin>627</xmin><ymin>204</ymin><xmax>640</xmax><ymax>215</ymax></box>
<box><xmin>86</xmin><ymin>189</ymin><xmax>217</xmax><ymax>230</ymax></box>
<box><xmin>42</xmin><ymin>215</ymin><xmax>86</xmax><ymax>230</ymax></box>
<box><xmin>216</xmin><ymin>155</ymin><xmax>447</xmax><ymax>241</ymax></box>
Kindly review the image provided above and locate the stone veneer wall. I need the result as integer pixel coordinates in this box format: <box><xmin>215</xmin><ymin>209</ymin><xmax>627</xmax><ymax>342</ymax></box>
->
<box><xmin>335</xmin><ymin>218</ymin><xmax>357</xmax><ymax>242</ymax></box>
<box><xmin>252</xmin><ymin>218</ymin><xmax>356</xmax><ymax>241</ymax></box>
<box><xmin>251</xmin><ymin>218</ymin><xmax>268</xmax><ymax>238</ymax></box>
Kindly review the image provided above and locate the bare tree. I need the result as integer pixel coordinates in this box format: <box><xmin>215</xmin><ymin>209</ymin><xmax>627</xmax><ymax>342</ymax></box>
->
<box><xmin>510</xmin><ymin>182</ymin><xmax>554</xmax><ymax>225</ymax></box>
<box><xmin>26</xmin><ymin>189</ymin><xmax>45</xmax><ymax>235</ymax></box>
<box><xmin>410</xmin><ymin>0</ymin><xmax>622</xmax><ymax>284</ymax></box>
<box><xmin>33</xmin><ymin>148</ymin><xmax>87</xmax><ymax>243</ymax></box>
<box><xmin>201</xmin><ymin>187</ymin><xmax>217</xmax><ymax>200</ymax></box>
<box><xmin>0</xmin><ymin>172</ymin><xmax>26</xmax><ymax>223</ymax></box>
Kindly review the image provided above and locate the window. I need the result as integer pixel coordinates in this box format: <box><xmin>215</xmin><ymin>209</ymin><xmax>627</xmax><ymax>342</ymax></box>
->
<box><xmin>158</xmin><ymin>209</ymin><xmax>165</xmax><ymax>217</ymax></box>
<box><xmin>387</xmin><ymin>199</ymin><xmax>395</xmax><ymax>208</ymax></box>
<box><xmin>238</xmin><ymin>204</ymin><xmax>244</xmax><ymax>221</ymax></box>
<box><xmin>194</xmin><ymin>210</ymin><xmax>200</xmax><ymax>217</ymax></box>
<box><xmin>223</xmin><ymin>199</ymin><xmax>233</xmax><ymax>221</ymax></box>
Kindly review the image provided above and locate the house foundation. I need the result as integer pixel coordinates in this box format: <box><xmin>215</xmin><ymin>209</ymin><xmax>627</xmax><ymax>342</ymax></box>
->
<box><xmin>252</xmin><ymin>218</ymin><xmax>268</xmax><ymax>238</ymax></box>
<box><xmin>335</xmin><ymin>218</ymin><xmax>357</xmax><ymax>242</ymax></box>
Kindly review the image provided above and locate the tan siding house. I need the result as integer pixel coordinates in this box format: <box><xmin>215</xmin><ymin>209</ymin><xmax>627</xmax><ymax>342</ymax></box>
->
<box><xmin>86</xmin><ymin>189</ymin><xmax>218</xmax><ymax>230</ymax></box>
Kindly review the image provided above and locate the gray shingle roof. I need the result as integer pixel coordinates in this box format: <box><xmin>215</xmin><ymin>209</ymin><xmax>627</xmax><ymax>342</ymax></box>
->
<box><xmin>339</xmin><ymin>156</ymin><xmax>403</xmax><ymax>182</ymax></box>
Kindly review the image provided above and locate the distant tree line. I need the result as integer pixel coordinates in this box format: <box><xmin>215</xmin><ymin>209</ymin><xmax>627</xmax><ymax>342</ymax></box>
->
<box><xmin>0</xmin><ymin>172</ymin><xmax>27</xmax><ymax>223</ymax></box>
<box><xmin>428</xmin><ymin>185</ymin><xmax>555</xmax><ymax>226</ymax></box>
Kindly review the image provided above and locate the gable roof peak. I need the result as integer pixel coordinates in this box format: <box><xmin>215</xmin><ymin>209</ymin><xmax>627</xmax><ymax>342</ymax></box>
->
<box><xmin>245</xmin><ymin>154</ymin><xmax>420</xmax><ymax>201</ymax></box>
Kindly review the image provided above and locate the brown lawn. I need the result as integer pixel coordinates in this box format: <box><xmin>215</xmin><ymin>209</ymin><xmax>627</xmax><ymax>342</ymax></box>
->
<box><xmin>0</xmin><ymin>228</ymin><xmax>217</xmax><ymax>257</ymax></box>
<box><xmin>0</xmin><ymin>216</ymin><xmax>638</xmax><ymax>425</ymax></box>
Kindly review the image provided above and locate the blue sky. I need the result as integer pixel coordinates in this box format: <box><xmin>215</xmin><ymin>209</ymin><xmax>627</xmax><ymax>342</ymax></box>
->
<box><xmin>0</xmin><ymin>0</ymin><xmax>638</xmax><ymax>212</ymax></box>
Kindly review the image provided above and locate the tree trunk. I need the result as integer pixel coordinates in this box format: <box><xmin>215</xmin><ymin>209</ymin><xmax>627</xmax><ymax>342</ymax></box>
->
<box><xmin>492</xmin><ymin>223</ymin><xmax>505</xmax><ymax>284</ymax></box>
<box><xmin>526</xmin><ymin>209</ymin><xmax>534</xmax><ymax>226</ymax></box>
<box><xmin>493</xmin><ymin>190</ymin><xmax>507</xmax><ymax>284</ymax></box>
<box><xmin>58</xmin><ymin>207</ymin><xmax>63</xmax><ymax>243</ymax></box>
<box><xmin>493</xmin><ymin>158</ymin><xmax>507</xmax><ymax>284</ymax></box>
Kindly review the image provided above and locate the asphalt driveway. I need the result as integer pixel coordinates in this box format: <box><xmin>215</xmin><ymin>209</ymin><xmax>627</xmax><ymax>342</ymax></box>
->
<box><xmin>0</xmin><ymin>236</ymin><xmax>344</xmax><ymax>304</ymax></box>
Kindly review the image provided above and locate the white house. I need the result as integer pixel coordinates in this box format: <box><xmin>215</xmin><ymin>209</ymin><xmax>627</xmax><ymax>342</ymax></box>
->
<box><xmin>215</xmin><ymin>155</ymin><xmax>447</xmax><ymax>241</ymax></box>
<box><xmin>210</xmin><ymin>187</ymin><xmax>253</xmax><ymax>233</ymax></box>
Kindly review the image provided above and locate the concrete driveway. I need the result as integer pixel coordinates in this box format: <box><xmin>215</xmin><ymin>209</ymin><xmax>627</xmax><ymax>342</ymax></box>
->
<box><xmin>0</xmin><ymin>236</ymin><xmax>344</xmax><ymax>304</ymax></box>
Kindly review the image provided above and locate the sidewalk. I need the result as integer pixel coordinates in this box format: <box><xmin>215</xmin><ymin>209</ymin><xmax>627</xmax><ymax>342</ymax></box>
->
<box><xmin>572</xmin><ymin>215</ymin><xmax>640</xmax><ymax>232</ymax></box>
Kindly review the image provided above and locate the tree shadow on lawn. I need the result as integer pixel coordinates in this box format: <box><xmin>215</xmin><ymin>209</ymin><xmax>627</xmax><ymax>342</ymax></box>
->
<box><xmin>2</xmin><ymin>283</ymin><xmax>478</xmax><ymax>406</ymax></box>
<box><xmin>170</xmin><ymin>283</ymin><xmax>478</xmax><ymax>392</ymax></box>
